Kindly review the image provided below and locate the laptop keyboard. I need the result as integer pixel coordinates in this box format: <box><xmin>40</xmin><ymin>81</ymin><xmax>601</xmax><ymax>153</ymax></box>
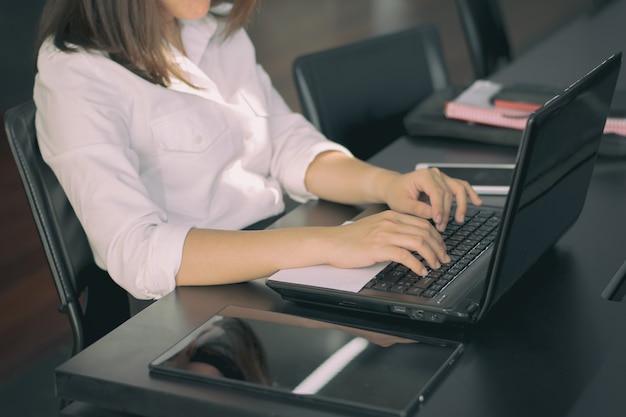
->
<box><xmin>365</xmin><ymin>208</ymin><xmax>500</xmax><ymax>298</ymax></box>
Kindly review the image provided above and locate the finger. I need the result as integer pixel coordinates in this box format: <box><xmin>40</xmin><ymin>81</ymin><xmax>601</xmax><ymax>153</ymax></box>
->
<box><xmin>455</xmin><ymin>180</ymin><xmax>483</xmax><ymax>223</ymax></box>
<box><xmin>383</xmin><ymin>247</ymin><xmax>430</xmax><ymax>276</ymax></box>
<box><xmin>427</xmin><ymin>172</ymin><xmax>452</xmax><ymax>231</ymax></box>
<box><xmin>451</xmin><ymin>181</ymin><xmax>470</xmax><ymax>224</ymax></box>
<box><xmin>392</xmin><ymin>233</ymin><xmax>449</xmax><ymax>276</ymax></box>
<box><xmin>359</xmin><ymin>212</ymin><xmax>450</xmax><ymax>273</ymax></box>
<box><xmin>468</xmin><ymin>183</ymin><xmax>483</xmax><ymax>205</ymax></box>
<box><xmin>436</xmin><ymin>187</ymin><xmax>453</xmax><ymax>232</ymax></box>
<box><xmin>389</xmin><ymin>212</ymin><xmax>446</xmax><ymax>245</ymax></box>
<box><xmin>384</xmin><ymin>221</ymin><xmax>449</xmax><ymax>268</ymax></box>
<box><xmin>401</xmin><ymin>199</ymin><xmax>436</xmax><ymax>220</ymax></box>
<box><xmin>418</xmin><ymin>168</ymin><xmax>449</xmax><ymax>224</ymax></box>
<box><xmin>397</xmin><ymin>249</ymin><xmax>431</xmax><ymax>276</ymax></box>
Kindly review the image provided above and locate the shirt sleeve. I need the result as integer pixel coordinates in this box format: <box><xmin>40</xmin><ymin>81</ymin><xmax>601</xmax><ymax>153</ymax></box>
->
<box><xmin>265</xmin><ymin>75</ymin><xmax>353</xmax><ymax>202</ymax></box>
<box><xmin>34</xmin><ymin>43</ymin><xmax>186</xmax><ymax>300</ymax></box>
<box><xmin>242</xmin><ymin>41</ymin><xmax>353</xmax><ymax>202</ymax></box>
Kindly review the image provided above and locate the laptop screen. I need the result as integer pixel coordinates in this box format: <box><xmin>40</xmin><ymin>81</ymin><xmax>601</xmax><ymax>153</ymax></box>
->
<box><xmin>482</xmin><ymin>53</ymin><xmax>621</xmax><ymax>313</ymax></box>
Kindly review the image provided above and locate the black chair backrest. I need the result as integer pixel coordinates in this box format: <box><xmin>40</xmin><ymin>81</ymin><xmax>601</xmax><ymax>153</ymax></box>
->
<box><xmin>293</xmin><ymin>23</ymin><xmax>449</xmax><ymax>160</ymax></box>
<box><xmin>4</xmin><ymin>100</ymin><xmax>129</xmax><ymax>355</ymax></box>
<box><xmin>455</xmin><ymin>0</ymin><xmax>511</xmax><ymax>78</ymax></box>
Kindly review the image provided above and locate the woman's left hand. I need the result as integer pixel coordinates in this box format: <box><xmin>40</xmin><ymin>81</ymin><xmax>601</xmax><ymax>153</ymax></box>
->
<box><xmin>383</xmin><ymin>167</ymin><xmax>483</xmax><ymax>231</ymax></box>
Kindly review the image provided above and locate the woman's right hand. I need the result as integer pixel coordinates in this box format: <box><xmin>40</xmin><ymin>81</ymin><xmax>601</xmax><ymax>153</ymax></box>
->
<box><xmin>177</xmin><ymin>210</ymin><xmax>450</xmax><ymax>287</ymax></box>
<box><xmin>324</xmin><ymin>210</ymin><xmax>451</xmax><ymax>276</ymax></box>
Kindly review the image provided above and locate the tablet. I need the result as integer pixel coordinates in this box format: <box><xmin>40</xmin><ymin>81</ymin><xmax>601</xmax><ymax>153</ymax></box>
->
<box><xmin>149</xmin><ymin>305</ymin><xmax>464</xmax><ymax>417</ymax></box>
<box><xmin>416</xmin><ymin>162</ymin><xmax>515</xmax><ymax>195</ymax></box>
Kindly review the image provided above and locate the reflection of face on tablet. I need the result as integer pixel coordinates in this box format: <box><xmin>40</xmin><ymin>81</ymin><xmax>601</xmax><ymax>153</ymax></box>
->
<box><xmin>150</xmin><ymin>306</ymin><xmax>464</xmax><ymax>416</ymax></box>
<box><xmin>164</xmin><ymin>316</ymin><xmax>271</xmax><ymax>384</ymax></box>
<box><xmin>183</xmin><ymin>361</ymin><xmax>223</xmax><ymax>378</ymax></box>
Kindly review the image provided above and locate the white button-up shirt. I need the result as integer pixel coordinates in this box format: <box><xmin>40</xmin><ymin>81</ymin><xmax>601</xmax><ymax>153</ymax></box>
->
<box><xmin>34</xmin><ymin>16</ymin><xmax>350</xmax><ymax>299</ymax></box>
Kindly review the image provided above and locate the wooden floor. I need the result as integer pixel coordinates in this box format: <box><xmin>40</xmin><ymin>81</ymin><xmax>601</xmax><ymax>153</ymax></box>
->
<box><xmin>0</xmin><ymin>0</ymin><xmax>588</xmax><ymax>390</ymax></box>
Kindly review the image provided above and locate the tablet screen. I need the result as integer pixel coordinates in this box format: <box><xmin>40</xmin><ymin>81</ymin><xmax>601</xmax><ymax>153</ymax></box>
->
<box><xmin>150</xmin><ymin>306</ymin><xmax>463</xmax><ymax>416</ymax></box>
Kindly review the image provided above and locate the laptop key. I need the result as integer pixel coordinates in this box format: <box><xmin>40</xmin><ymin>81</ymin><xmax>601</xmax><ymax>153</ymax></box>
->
<box><xmin>413</xmin><ymin>277</ymin><xmax>435</xmax><ymax>289</ymax></box>
<box><xmin>390</xmin><ymin>284</ymin><xmax>410</xmax><ymax>293</ymax></box>
<box><xmin>406</xmin><ymin>287</ymin><xmax>424</xmax><ymax>296</ymax></box>
<box><xmin>372</xmin><ymin>282</ymin><xmax>392</xmax><ymax>291</ymax></box>
<box><xmin>380</xmin><ymin>268</ymin><xmax>406</xmax><ymax>283</ymax></box>
<box><xmin>422</xmin><ymin>289</ymin><xmax>437</xmax><ymax>298</ymax></box>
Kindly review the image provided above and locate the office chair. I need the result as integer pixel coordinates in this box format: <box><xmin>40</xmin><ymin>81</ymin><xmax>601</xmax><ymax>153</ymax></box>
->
<box><xmin>4</xmin><ymin>100</ymin><xmax>130</xmax><ymax>357</ymax></box>
<box><xmin>292</xmin><ymin>23</ymin><xmax>449</xmax><ymax>160</ymax></box>
<box><xmin>455</xmin><ymin>0</ymin><xmax>512</xmax><ymax>78</ymax></box>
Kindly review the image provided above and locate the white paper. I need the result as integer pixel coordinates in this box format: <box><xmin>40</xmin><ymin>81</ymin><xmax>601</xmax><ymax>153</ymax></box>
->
<box><xmin>267</xmin><ymin>262</ymin><xmax>390</xmax><ymax>293</ymax></box>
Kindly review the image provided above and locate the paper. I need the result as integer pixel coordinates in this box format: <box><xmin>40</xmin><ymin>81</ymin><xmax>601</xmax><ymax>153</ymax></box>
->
<box><xmin>267</xmin><ymin>262</ymin><xmax>390</xmax><ymax>293</ymax></box>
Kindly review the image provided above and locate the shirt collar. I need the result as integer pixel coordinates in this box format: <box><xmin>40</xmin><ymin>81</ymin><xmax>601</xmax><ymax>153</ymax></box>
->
<box><xmin>167</xmin><ymin>15</ymin><xmax>229</xmax><ymax>103</ymax></box>
<box><xmin>178</xmin><ymin>15</ymin><xmax>219</xmax><ymax>66</ymax></box>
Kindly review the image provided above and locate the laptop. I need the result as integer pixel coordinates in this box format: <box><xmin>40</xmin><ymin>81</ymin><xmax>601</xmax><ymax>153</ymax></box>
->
<box><xmin>267</xmin><ymin>53</ymin><xmax>621</xmax><ymax>325</ymax></box>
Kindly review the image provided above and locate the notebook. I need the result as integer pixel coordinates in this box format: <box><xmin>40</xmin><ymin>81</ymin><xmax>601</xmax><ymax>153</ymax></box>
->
<box><xmin>443</xmin><ymin>79</ymin><xmax>626</xmax><ymax>135</ymax></box>
<box><xmin>267</xmin><ymin>53</ymin><xmax>621</xmax><ymax>325</ymax></box>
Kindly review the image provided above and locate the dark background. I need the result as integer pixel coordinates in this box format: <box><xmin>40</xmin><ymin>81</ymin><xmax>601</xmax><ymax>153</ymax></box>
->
<box><xmin>0</xmin><ymin>0</ymin><xmax>46</xmax><ymax>111</ymax></box>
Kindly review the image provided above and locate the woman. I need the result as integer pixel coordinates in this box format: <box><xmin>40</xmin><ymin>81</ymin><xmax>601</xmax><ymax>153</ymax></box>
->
<box><xmin>33</xmin><ymin>0</ymin><xmax>482</xmax><ymax>301</ymax></box>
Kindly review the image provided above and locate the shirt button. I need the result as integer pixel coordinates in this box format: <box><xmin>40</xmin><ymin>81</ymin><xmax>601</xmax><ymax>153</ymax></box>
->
<box><xmin>245</xmin><ymin>132</ymin><xmax>253</xmax><ymax>141</ymax></box>
<box><xmin>194</xmin><ymin>134</ymin><xmax>203</xmax><ymax>144</ymax></box>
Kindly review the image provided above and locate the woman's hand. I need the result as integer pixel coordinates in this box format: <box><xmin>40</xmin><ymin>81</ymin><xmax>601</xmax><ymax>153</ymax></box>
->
<box><xmin>324</xmin><ymin>210</ymin><xmax>451</xmax><ymax>276</ymax></box>
<box><xmin>305</xmin><ymin>152</ymin><xmax>482</xmax><ymax>231</ymax></box>
<box><xmin>382</xmin><ymin>168</ymin><xmax>483</xmax><ymax>231</ymax></box>
<box><xmin>178</xmin><ymin>158</ymin><xmax>484</xmax><ymax>288</ymax></box>
<box><xmin>177</xmin><ymin>209</ymin><xmax>450</xmax><ymax>286</ymax></box>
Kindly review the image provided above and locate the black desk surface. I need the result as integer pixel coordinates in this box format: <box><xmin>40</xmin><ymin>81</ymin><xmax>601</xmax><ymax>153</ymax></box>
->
<box><xmin>56</xmin><ymin>1</ymin><xmax>626</xmax><ymax>415</ymax></box>
<box><xmin>56</xmin><ymin>134</ymin><xmax>626</xmax><ymax>417</ymax></box>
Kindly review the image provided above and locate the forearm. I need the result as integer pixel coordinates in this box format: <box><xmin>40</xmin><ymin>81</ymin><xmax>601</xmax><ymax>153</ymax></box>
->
<box><xmin>176</xmin><ymin>226</ymin><xmax>335</xmax><ymax>286</ymax></box>
<box><xmin>177</xmin><ymin>207</ymin><xmax>454</xmax><ymax>288</ymax></box>
<box><xmin>304</xmin><ymin>151</ymin><xmax>400</xmax><ymax>205</ymax></box>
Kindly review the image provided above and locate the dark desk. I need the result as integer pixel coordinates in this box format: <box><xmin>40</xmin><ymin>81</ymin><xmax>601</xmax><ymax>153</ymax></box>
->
<box><xmin>55</xmin><ymin>133</ymin><xmax>626</xmax><ymax>416</ymax></box>
<box><xmin>56</xmin><ymin>2</ymin><xmax>626</xmax><ymax>415</ymax></box>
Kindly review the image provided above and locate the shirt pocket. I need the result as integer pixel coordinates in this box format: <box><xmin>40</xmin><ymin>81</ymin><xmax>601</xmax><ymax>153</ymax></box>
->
<box><xmin>151</xmin><ymin>102</ymin><xmax>230</xmax><ymax>153</ymax></box>
<box><xmin>149</xmin><ymin>102</ymin><xmax>236</xmax><ymax>205</ymax></box>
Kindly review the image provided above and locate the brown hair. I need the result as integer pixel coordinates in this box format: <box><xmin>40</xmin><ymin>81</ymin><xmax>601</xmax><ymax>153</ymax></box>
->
<box><xmin>35</xmin><ymin>0</ymin><xmax>258</xmax><ymax>86</ymax></box>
